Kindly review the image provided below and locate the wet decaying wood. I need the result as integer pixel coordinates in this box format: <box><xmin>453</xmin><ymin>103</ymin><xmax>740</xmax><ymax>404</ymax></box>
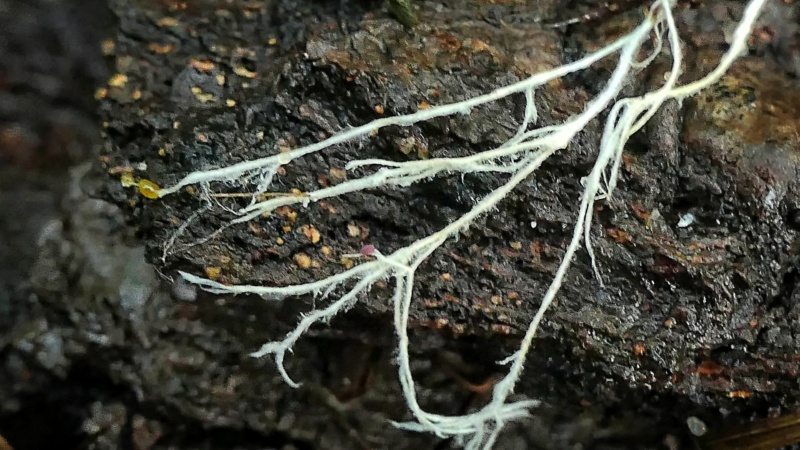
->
<box><xmin>702</xmin><ymin>409</ymin><xmax>800</xmax><ymax>450</ymax></box>
<box><xmin>3</xmin><ymin>0</ymin><xmax>800</xmax><ymax>449</ymax></box>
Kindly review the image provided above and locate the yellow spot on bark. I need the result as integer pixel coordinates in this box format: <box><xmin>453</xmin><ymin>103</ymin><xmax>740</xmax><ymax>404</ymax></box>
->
<box><xmin>120</xmin><ymin>173</ymin><xmax>136</xmax><ymax>187</ymax></box>
<box><xmin>108</xmin><ymin>73</ymin><xmax>128</xmax><ymax>88</ymax></box>
<box><xmin>156</xmin><ymin>17</ymin><xmax>179</xmax><ymax>27</ymax></box>
<box><xmin>147</xmin><ymin>43</ymin><xmax>174</xmax><ymax>54</ymax></box>
<box><xmin>233</xmin><ymin>66</ymin><xmax>257</xmax><ymax>79</ymax></box>
<box><xmin>137</xmin><ymin>179</ymin><xmax>161</xmax><ymax>199</ymax></box>
<box><xmin>298</xmin><ymin>225</ymin><xmax>321</xmax><ymax>244</ymax></box>
<box><xmin>294</xmin><ymin>253</ymin><xmax>312</xmax><ymax>269</ymax></box>
<box><xmin>204</xmin><ymin>266</ymin><xmax>221</xmax><ymax>280</ymax></box>
<box><xmin>190</xmin><ymin>59</ymin><xmax>216</xmax><ymax>73</ymax></box>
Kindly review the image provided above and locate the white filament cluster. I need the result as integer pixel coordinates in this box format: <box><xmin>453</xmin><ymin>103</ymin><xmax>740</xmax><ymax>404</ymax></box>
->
<box><xmin>163</xmin><ymin>0</ymin><xmax>768</xmax><ymax>447</ymax></box>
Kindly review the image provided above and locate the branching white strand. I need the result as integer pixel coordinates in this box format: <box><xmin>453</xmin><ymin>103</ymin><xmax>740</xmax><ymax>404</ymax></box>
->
<box><xmin>161</xmin><ymin>204</ymin><xmax>210</xmax><ymax>262</ymax></box>
<box><xmin>249</xmin><ymin>269</ymin><xmax>385</xmax><ymax>387</ymax></box>
<box><xmin>156</xmin><ymin>21</ymin><xmax>642</xmax><ymax>199</ymax></box>
<box><xmin>166</xmin><ymin>0</ymin><xmax>769</xmax><ymax>448</ymax></box>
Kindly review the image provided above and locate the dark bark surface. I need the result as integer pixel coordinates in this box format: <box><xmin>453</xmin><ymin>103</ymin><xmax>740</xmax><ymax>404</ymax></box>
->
<box><xmin>3</xmin><ymin>0</ymin><xmax>800</xmax><ymax>449</ymax></box>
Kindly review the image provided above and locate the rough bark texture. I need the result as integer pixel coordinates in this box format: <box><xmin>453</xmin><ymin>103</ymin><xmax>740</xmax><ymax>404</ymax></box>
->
<box><xmin>3</xmin><ymin>0</ymin><xmax>800</xmax><ymax>449</ymax></box>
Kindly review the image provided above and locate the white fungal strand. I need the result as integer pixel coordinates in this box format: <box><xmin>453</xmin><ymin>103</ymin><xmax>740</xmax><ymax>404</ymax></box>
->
<box><xmin>166</xmin><ymin>0</ymin><xmax>770</xmax><ymax>448</ymax></box>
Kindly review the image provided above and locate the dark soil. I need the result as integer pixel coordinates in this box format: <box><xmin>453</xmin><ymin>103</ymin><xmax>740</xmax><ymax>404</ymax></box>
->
<box><xmin>2</xmin><ymin>0</ymin><xmax>800</xmax><ymax>449</ymax></box>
